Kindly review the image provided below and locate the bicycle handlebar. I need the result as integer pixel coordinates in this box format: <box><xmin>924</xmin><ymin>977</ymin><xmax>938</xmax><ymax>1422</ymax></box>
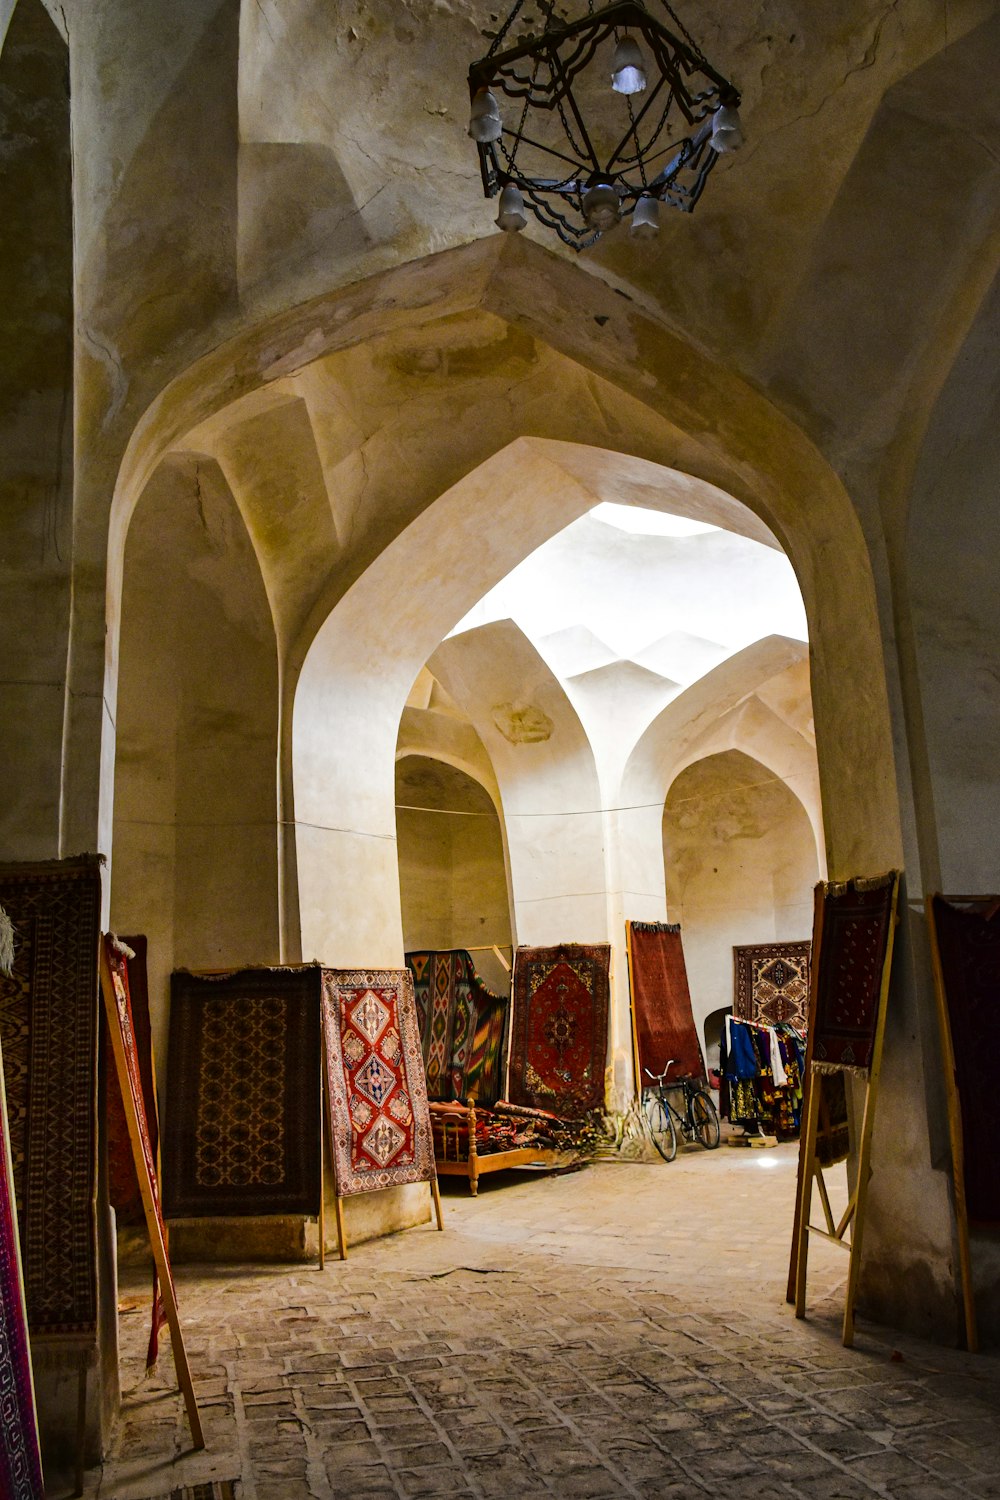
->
<box><xmin>643</xmin><ymin>1059</ymin><xmax>678</xmax><ymax>1084</ymax></box>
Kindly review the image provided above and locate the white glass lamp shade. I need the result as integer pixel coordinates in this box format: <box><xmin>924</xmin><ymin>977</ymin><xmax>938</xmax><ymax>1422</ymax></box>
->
<box><xmin>611</xmin><ymin>35</ymin><xmax>646</xmax><ymax>95</ymax></box>
<box><xmin>629</xmin><ymin>194</ymin><xmax>660</xmax><ymax>239</ymax></box>
<box><xmin>495</xmin><ymin>183</ymin><xmax>527</xmax><ymax>232</ymax></box>
<box><xmin>711</xmin><ymin>103</ymin><xmax>743</xmax><ymax>153</ymax></box>
<box><xmin>582</xmin><ymin>181</ymin><xmax>621</xmax><ymax>232</ymax></box>
<box><xmin>469</xmin><ymin>87</ymin><xmax>502</xmax><ymax>143</ymax></box>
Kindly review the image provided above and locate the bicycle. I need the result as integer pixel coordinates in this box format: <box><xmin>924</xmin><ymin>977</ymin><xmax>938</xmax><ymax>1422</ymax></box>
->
<box><xmin>642</xmin><ymin>1060</ymin><xmax>721</xmax><ymax>1162</ymax></box>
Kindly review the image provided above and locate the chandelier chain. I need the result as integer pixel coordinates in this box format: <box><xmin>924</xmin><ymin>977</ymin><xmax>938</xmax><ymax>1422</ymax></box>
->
<box><xmin>654</xmin><ymin>0</ymin><xmax>706</xmax><ymax>61</ymax></box>
<box><xmin>625</xmin><ymin>93</ymin><xmax>647</xmax><ymax>189</ymax></box>
<box><xmin>485</xmin><ymin>0</ymin><xmax>528</xmax><ymax>60</ymax></box>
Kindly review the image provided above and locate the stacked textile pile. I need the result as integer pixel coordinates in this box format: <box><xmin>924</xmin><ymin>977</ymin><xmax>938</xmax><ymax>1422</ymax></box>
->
<box><xmin>719</xmin><ymin>1017</ymin><xmax>806</xmax><ymax>1138</ymax></box>
<box><xmin>407</xmin><ymin>950</ymin><xmax>509</xmax><ymax>1105</ymax></box>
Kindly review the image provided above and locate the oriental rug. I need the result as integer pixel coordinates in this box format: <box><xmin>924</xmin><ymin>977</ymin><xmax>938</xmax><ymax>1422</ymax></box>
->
<box><xmin>458</xmin><ymin>987</ymin><xmax>509</xmax><ymax>1107</ymax></box>
<box><xmin>734</xmin><ymin>941</ymin><xmax>811</xmax><ymax>1028</ymax></box>
<box><xmin>930</xmin><ymin>895</ymin><xmax>1000</xmax><ymax>1226</ymax></box>
<box><xmin>322</xmin><ymin>970</ymin><xmax>436</xmax><ymax>1196</ymax></box>
<box><xmin>626</xmin><ymin>922</ymin><xmax>705</xmax><ymax>1083</ymax></box>
<box><xmin>163</xmin><ymin>968</ymin><xmax>323</xmax><ymax>1219</ymax></box>
<box><xmin>408</xmin><ymin>951</ymin><xmax>460</xmax><ymax>1098</ymax></box>
<box><xmin>508</xmin><ymin>945</ymin><xmax>610</xmax><ymax>1118</ymax></box>
<box><xmin>0</xmin><ymin>855</ymin><xmax>101</xmax><ymax>1340</ymax></box>
<box><xmin>105</xmin><ymin>935</ymin><xmax>158</xmax><ymax>1227</ymax></box>
<box><xmin>811</xmin><ymin>873</ymin><xmax>898</xmax><ymax>1073</ymax></box>
<box><xmin>0</xmin><ymin>1033</ymin><xmax>44</xmax><ymax>1500</ymax></box>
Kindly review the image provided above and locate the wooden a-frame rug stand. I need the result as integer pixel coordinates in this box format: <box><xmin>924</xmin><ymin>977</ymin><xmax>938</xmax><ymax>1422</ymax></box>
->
<box><xmin>788</xmin><ymin>871</ymin><xmax>900</xmax><ymax>1348</ymax></box>
<box><xmin>99</xmin><ymin>937</ymin><xmax>204</xmax><ymax>1455</ymax></box>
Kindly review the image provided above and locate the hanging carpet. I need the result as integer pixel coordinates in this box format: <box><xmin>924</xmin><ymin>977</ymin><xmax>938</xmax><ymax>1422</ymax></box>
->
<box><xmin>408</xmin><ymin>950</ymin><xmax>462</xmax><ymax>1098</ymax></box>
<box><xmin>508</xmin><ymin>944</ymin><xmax>610</xmax><ymax>1118</ymax></box>
<box><xmin>626</xmin><ymin>922</ymin><xmax>704</xmax><ymax>1083</ymax></box>
<box><xmin>733</xmin><ymin>940</ymin><xmax>811</xmax><ymax>1028</ymax></box>
<box><xmin>0</xmin><ymin>855</ymin><xmax>101</xmax><ymax>1341</ymax></box>
<box><xmin>163</xmin><ymin>967</ymin><xmax>322</xmax><ymax>1219</ymax></box>
<box><xmin>0</xmin><ymin>1031</ymin><xmax>45</xmax><ymax>1500</ymax></box>
<box><xmin>811</xmin><ymin>874</ymin><xmax>897</xmax><ymax>1073</ymax></box>
<box><xmin>104</xmin><ymin>935</ymin><xmax>158</xmax><ymax>1226</ymax></box>
<box><xmin>457</xmin><ymin>986</ymin><xmax>508</xmax><ymax>1107</ymax></box>
<box><xmin>407</xmin><ymin>949</ymin><xmax>510</xmax><ymax>1105</ymax></box>
<box><xmin>930</xmin><ymin>895</ymin><xmax>1000</xmax><ymax>1226</ymax></box>
<box><xmin>322</xmin><ymin>970</ymin><xmax>436</xmax><ymax>1196</ymax></box>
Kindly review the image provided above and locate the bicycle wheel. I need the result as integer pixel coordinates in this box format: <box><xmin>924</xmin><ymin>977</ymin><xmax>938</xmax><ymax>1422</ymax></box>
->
<box><xmin>644</xmin><ymin>1092</ymin><xmax>677</xmax><ymax>1162</ymax></box>
<box><xmin>691</xmin><ymin>1089</ymin><xmax>721</xmax><ymax>1149</ymax></box>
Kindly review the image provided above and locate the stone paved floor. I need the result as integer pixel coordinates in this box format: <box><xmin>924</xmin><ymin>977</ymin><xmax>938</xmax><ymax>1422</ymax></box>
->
<box><xmin>72</xmin><ymin>1144</ymin><xmax>1000</xmax><ymax>1500</ymax></box>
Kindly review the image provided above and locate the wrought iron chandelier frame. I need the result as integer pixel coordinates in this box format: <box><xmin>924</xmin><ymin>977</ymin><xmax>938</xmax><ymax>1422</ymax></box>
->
<box><xmin>468</xmin><ymin>0</ymin><xmax>741</xmax><ymax>249</ymax></box>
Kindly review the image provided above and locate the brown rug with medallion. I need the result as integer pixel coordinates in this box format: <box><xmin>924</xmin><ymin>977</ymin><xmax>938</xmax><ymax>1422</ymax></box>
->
<box><xmin>508</xmin><ymin>944</ymin><xmax>610</xmax><ymax>1117</ymax></box>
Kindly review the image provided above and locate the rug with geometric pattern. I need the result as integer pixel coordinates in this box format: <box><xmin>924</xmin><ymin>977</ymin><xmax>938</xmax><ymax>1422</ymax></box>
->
<box><xmin>0</xmin><ymin>1028</ymin><xmax>44</xmax><ymax>1499</ymax></box>
<box><xmin>812</xmin><ymin>874</ymin><xmax>897</xmax><ymax>1073</ymax></box>
<box><xmin>163</xmin><ymin>967</ymin><xmax>322</xmax><ymax>1219</ymax></box>
<box><xmin>322</xmin><ymin>970</ymin><xmax>436</xmax><ymax>1197</ymax></box>
<box><xmin>0</xmin><ymin>855</ymin><xmax>102</xmax><ymax>1340</ymax></box>
<box><xmin>733</xmin><ymin>940</ymin><xmax>811</xmax><ymax>1028</ymax></box>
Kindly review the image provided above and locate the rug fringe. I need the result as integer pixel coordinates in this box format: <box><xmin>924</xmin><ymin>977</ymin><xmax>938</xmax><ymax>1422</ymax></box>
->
<box><xmin>0</xmin><ymin>905</ymin><xmax>14</xmax><ymax>975</ymax></box>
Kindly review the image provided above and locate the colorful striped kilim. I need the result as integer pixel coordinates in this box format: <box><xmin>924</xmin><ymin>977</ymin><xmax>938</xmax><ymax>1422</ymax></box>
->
<box><xmin>408</xmin><ymin>951</ymin><xmax>461</xmax><ymax>1098</ymax></box>
<box><xmin>407</xmin><ymin>951</ymin><xmax>509</xmax><ymax>1104</ymax></box>
<box><xmin>456</xmin><ymin>987</ymin><xmax>508</xmax><ymax>1107</ymax></box>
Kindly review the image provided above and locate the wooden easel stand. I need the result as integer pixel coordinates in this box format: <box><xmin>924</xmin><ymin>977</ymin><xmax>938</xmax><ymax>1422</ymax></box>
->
<box><xmin>99</xmin><ymin>941</ymin><xmax>204</xmax><ymax>1452</ymax></box>
<box><xmin>789</xmin><ymin>874</ymin><xmax>899</xmax><ymax>1347</ymax></box>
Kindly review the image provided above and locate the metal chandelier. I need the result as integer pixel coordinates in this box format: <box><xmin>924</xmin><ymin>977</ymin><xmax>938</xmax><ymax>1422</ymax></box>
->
<box><xmin>467</xmin><ymin>0</ymin><xmax>743</xmax><ymax>249</ymax></box>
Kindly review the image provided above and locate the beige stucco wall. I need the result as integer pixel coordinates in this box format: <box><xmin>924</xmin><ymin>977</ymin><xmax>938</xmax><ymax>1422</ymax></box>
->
<box><xmin>663</xmin><ymin>751</ymin><xmax>820</xmax><ymax>1054</ymax></box>
<box><xmin>395</xmin><ymin>755</ymin><xmax>512</xmax><ymax>961</ymax></box>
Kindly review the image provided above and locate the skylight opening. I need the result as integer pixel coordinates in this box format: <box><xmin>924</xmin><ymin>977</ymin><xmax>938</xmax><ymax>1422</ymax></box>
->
<box><xmin>590</xmin><ymin>502</ymin><xmax>718</xmax><ymax>537</ymax></box>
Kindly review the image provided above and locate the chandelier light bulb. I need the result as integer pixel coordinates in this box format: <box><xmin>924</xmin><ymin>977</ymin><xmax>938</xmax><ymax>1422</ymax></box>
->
<box><xmin>629</xmin><ymin>194</ymin><xmax>660</xmax><ymax>239</ymax></box>
<box><xmin>469</xmin><ymin>87</ymin><xmax>502</xmax><ymax>143</ymax></box>
<box><xmin>495</xmin><ymin>182</ymin><xmax>527</xmax><ymax>232</ymax></box>
<box><xmin>582</xmin><ymin>180</ymin><xmax>621</xmax><ymax>232</ymax></box>
<box><xmin>611</xmin><ymin>34</ymin><xmax>646</xmax><ymax>95</ymax></box>
<box><xmin>711</xmin><ymin>103</ymin><xmax>744</xmax><ymax>153</ymax></box>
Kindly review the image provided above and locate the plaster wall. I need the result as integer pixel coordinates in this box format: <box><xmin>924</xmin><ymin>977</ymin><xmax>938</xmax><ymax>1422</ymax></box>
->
<box><xmin>0</xmin><ymin>0</ymin><xmax>73</xmax><ymax>861</ymax></box>
<box><xmin>663</xmin><ymin>751</ymin><xmax>819</xmax><ymax>1050</ymax></box>
<box><xmin>395</xmin><ymin>755</ymin><xmax>512</xmax><ymax>960</ymax></box>
<box><xmin>110</xmin><ymin>456</ymin><xmax>281</xmax><ymax>1101</ymax></box>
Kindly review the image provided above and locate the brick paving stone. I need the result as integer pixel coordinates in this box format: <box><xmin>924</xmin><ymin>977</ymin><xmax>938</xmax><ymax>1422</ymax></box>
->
<box><xmin>82</xmin><ymin>1149</ymin><xmax>1000</xmax><ymax>1500</ymax></box>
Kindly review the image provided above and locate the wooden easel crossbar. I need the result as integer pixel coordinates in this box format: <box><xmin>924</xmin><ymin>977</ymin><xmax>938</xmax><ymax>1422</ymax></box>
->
<box><xmin>788</xmin><ymin>872</ymin><xmax>900</xmax><ymax>1348</ymax></box>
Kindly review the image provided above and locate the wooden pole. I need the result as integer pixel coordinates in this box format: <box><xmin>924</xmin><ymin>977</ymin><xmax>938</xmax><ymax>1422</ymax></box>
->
<box><xmin>624</xmin><ymin>922</ymin><xmax>643</xmax><ymax>1107</ymax></box>
<box><xmin>788</xmin><ymin>881</ymin><xmax>826</xmax><ymax>1303</ymax></box>
<box><xmin>99</xmin><ymin>940</ymin><xmax>204</xmax><ymax>1451</ymax></box>
<box><xmin>840</xmin><ymin>874</ymin><xmax>899</xmax><ymax>1347</ymax></box>
<box><xmin>430</xmin><ymin>1175</ymin><xmax>445</xmax><ymax>1231</ymax></box>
